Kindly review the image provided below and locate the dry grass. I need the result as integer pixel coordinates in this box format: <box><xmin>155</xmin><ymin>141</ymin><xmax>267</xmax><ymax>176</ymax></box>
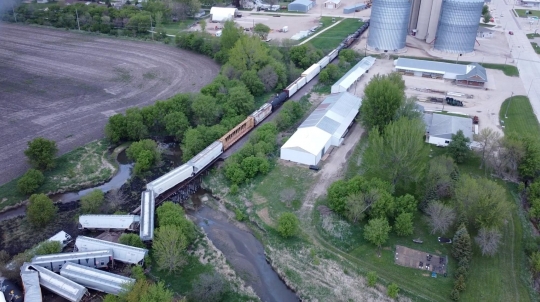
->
<box><xmin>256</xmin><ymin>208</ymin><xmax>274</xmax><ymax>227</ymax></box>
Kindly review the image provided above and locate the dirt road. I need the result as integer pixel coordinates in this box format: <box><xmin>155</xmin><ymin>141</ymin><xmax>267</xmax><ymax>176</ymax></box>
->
<box><xmin>0</xmin><ymin>24</ymin><xmax>219</xmax><ymax>185</ymax></box>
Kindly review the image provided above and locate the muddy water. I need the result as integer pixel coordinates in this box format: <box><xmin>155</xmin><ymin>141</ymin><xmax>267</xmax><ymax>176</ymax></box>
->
<box><xmin>193</xmin><ymin>206</ymin><xmax>299</xmax><ymax>302</ymax></box>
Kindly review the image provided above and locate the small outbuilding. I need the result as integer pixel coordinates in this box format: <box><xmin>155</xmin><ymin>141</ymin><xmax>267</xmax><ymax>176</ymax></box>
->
<box><xmin>281</xmin><ymin>92</ymin><xmax>362</xmax><ymax>166</ymax></box>
<box><xmin>210</xmin><ymin>7</ymin><xmax>238</xmax><ymax>22</ymax></box>
<box><xmin>288</xmin><ymin>0</ymin><xmax>314</xmax><ymax>12</ymax></box>
<box><xmin>424</xmin><ymin>113</ymin><xmax>473</xmax><ymax>146</ymax></box>
<box><xmin>331</xmin><ymin>56</ymin><xmax>376</xmax><ymax>93</ymax></box>
<box><xmin>324</xmin><ymin>0</ymin><xmax>341</xmax><ymax>9</ymax></box>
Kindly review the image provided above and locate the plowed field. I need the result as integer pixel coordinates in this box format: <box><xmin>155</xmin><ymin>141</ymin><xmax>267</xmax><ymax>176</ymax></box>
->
<box><xmin>0</xmin><ymin>23</ymin><xmax>219</xmax><ymax>184</ymax></box>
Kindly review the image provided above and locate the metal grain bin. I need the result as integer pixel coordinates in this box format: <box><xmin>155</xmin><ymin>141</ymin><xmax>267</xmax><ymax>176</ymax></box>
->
<box><xmin>434</xmin><ymin>0</ymin><xmax>484</xmax><ymax>53</ymax></box>
<box><xmin>367</xmin><ymin>0</ymin><xmax>411</xmax><ymax>52</ymax></box>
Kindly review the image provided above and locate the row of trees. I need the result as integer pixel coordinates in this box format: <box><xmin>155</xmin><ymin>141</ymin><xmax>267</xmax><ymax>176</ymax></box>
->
<box><xmin>450</xmin><ymin>224</ymin><xmax>473</xmax><ymax>300</ymax></box>
<box><xmin>17</xmin><ymin>138</ymin><xmax>58</xmax><ymax>196</ymax></box>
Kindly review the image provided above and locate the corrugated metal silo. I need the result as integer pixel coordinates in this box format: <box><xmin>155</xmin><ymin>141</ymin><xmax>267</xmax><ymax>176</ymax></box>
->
<box><xmin>367</xmin><ymin>0</ymin><xmax>412</xmax><ymax>52</ymax></box>
<box><xmin>434</xmin><ymin>0</ymin><xmax>484</xmax><ymax>53</ymax></box>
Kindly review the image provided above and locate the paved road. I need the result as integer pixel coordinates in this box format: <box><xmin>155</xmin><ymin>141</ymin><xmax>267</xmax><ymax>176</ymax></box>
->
<box><xmin>497</xmin><ymin>1</ymin><xmax>540</xmax><ymax>120</ymax></box>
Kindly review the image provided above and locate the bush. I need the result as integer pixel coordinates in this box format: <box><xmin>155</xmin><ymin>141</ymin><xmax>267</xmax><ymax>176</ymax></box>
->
<box><xmin>367</xmin><ymin>271</ymin><xmax>377</xmax><ymax>287</ymax></box>
<box><xmin>230</xmin><ymin>184</ymin><xmax>239</xmax><ymax>194</ymax></box>
<box><xmin>34</xmin><ymin>241</ymin><xmax>62</xmax><ymax>256</ymax></box>
<box><xmin>27</xmin><ymin>193</ymin><xmax>57</xmax><ymax>228</ymax></box>
<box><xmin>80</xmin><ymin>189</ymin><xmax>105</xmax><ymax>214</ymax></box>
<box><xmin>235</xmin><ymin>209</ymin><xmax>246</xmax><ymax>221</ymax></box>
<box><xmin>126</xmin><ymin>139</ymin><xmax>161</xmax><ymax>175</ymax></box>
<box><xmin>277</xmin><ymin>212</ymin><xmax>299</xmax><ymax>238</ymax></box>
<box><xmin>451</xmin><ymin>288</ymin><xmax>460</xmax><ymax>301</ymax></box>
<box><xmin>17</xmin><ymin>169</ymin><xmax>45</xmax><ymax>195</ymax></box>
<box><xmin>387</xmin><ymin>283</ymin><xmax>399</xmax><ymax>299</ymax></box>
<box><xmin>24</xmin><ymin>137</ymin><xmax>58</xmax><ymax>170</ymax></box>
<box><xmin>190</xmin><ymin>273</ymin><xmax>229</xmax><ymax>302</ymax></box>
<box><xmin>119</xmin><ymin>234</ymin><xmax>145</xmax><ymax>248</ymax></box>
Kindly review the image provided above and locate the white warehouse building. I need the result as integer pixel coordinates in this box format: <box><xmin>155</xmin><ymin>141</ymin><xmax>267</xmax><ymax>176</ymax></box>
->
<box><xmin>331</xmin><ymin>56</ymin><xmax>376</xmax><ymax>94</ymax></box>
<box><xmin>210</xmin><ymin>7</ymin><xmax>238</xmax><ymax>22</ymax></box>
<box><xmin>280</xmin><ymin>92</ymin><xmax>362</xmax><ymax>166</ymax></box>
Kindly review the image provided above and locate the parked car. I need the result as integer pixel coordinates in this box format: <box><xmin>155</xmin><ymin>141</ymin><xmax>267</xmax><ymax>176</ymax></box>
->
<box><xmin>509</xmin><ymin>31</ymin><xmax>514</xmax><ymax>35</ymax></box>
<box><xmin>438</xmin><ymin>237</ymin><xmax>452</xmax><ymax>244</ymax></box>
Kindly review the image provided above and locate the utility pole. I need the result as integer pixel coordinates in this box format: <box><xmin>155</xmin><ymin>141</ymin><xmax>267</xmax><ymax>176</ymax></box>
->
<box><xmin>505</xmin><ymin>92</ymin><xmax>514</xmax><ymax>118</ymax></box>
<box><xmin>12</xmin><ymin>4</ymin><xmax>17</xmax><ymax>23</ymax></box>
<box><xmin>76</xmin><ymin>9</ymin><xmax>81</xmax><ymax>31</ymax></box>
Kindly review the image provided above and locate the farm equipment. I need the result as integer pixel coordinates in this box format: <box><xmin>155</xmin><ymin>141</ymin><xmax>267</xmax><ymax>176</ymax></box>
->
<box><xmin>445</xmin><ymin>97</ymin><xmax>463</xmax><ymax>107</ymax></box>
<box><xmin>430</xmin><ymin>97</ymin><xmax>444</xmax><ymax>103</ymax></box>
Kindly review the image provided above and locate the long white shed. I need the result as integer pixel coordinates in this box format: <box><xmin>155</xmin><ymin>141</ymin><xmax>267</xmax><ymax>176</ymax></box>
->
<box><xmin>75</xmin><ymin>236</ymin><xmax>148</xmax><ymax>265</ymax></box>
<box><xmin>331</xmin><ymin>56</ymin><xmax>376</xmax><ymax>94</ymax></box>
<box><xmin>146</xmin><ymin>163</ymin><xmax>194</xmax><ymax>197</ymax></box>
<box><xmin>210</xmin><ymin>7</ymin><xmax>238</xmax><ymax>22</ymax></box>
<box><xmin>78</xmin><ymin>215</ymin><xmax>140</xmax><ymax>231</ymax></box>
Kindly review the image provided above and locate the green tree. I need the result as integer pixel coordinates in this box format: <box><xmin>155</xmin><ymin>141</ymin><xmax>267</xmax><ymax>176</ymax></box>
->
<box><xmin>394</xmin><ymin>97</ymin><xmax>422</xmax><ymax>121</ymax></box>
<box><xmin>345</xmin><ymin>193</ymin><xmax>367</xmax><ymax>223</ymax></box>
<box><xmin>190</xmin><ymin>273</ymin><xmax>229</xmax><ymax>302</ymax></box>
<box><xmin>156</xmin><ymin>201</ymin><xmax>196</xmax><ymax>243</ymax></box>
<box><xmin>450</xmin><ymin>288</ymin><xmax>460</xmax><ymax>301</ymax></box>
<box><xmin>253</xmin><ymin>23</ymin><xmax>270</xmax><ymax>39</ymax></box>
<box><xmin>364</xmin><ymin>218</ymin><xmax>391</xmax><ymax>256</ymax></box>
<box><xmin>191</xmin><ymin>94</ymin><xmax>222</xmax><ymax>126</ymax></box>
<box><xmin>277</xmin><ymin>212</ymin><xmax>299</xmax><ymax>238</ymax></box>
<box><xmin>17</xmin><ymin>169</ymin><xmax>45</xmax><ymax>195</ymax></box>
<box><xmin>387</xmin><ymin>283</ymin><xmax>399</xmax><ymax>299</ymax></box>
<box><xmin>454</xmin><ymin>274</ymin><xmax>466</xmax><ymax>291</ymax></box>
<box><xmin>24</xmin><ymin>137</ymin><xmax>58</xmax><ymax>171</ymax></box>
<box><xmin>199</xmin><ymin>19</ymin><xmax>206</xmax><ymax>32</ymax></box>
<box><xmin>518</xmin><ymin>135</ymin><xmax>540</xmax><ymax>182</ymax></box>
<box><xmin>125</xmin><ymin>108</ymin><xmax>149</xmax><ymax>141</ymax></box>
<box><xmin>27</xmin><ymin>193</ymin><xmax>57</xmax><ymax>228</ymax></box>
<box><xmin>325</xmin><ymin>64</ymin><xmax>340</xmax><ymax>81</ymax></box>
<box><xmin>483</xmin><ymin>12</ymin><xmax>492</xmax><ymax>24</ymax></box>
<box><xmin>220</xmin><ymin>20</ymin><xmax>242</xmax><ymax>51</ymax></box>
<box><xmin>452</xmin><ymin>223</ymin><xmax>473</xmax><ymax>262</ymax></box>
<box><xmin>360</xmin><ymin>73</ymin><xmax>405</xmax><ymax>132</ymax></box>
<box><xmin>34</xmin><ymin>241</ymin><xmax>62</xmax><ymax>256</ymax></box>
<box><xmin>338</xmin><ymin>49</ymin><xmax>357</xmax><ymax>63</ymax></box>
<box><xmin>119</xmin><ymin>233</ymin><xmax>146</xmax><ymax>248</ymax></box>
<box><xmin>182</xmin><ymin>127</ymin><xmax>207</xmax><ymax>161</ymax></box>
<box><xmin>224</xmin><ymin>162</ymin><xmax>247</xmax><ymax>184</ymax></box>
<box><xmin>319</xmin><ymin>69</ymin><xmax>330</xmax><ymax>84</ymax></box>
<box><xmin>225</xmin><ymin>85</ymin><xmax>255</xmax><ymax>117</ymax></box>
<box><xmin>394</xmin><ymin>212</ymin><xmax>414</xmax><ymax>236</ymax></box>
<box><xmin>80</xmin><ymin>189</ymin><xmax>105</xmax><ymax>214</ymax></box>
<box><xmin>228</xmin><ymin>36</ymin><xmax>270</xmax><ymax>72</ymax></box>
<box><xmin>164</xmin><ymin>111</ymin><xmax>190</xmax><ymax>140</ymax></box>
<box><xmin>127</xmin><ymin>139</ymin><xmax>161</xmax><ymax>175</ymax></box>
<box><xmin>395</xmin><ymin>194</ymin><xmax>418</xmax><ymax>215</ymax></box>
<box><xmin>153</xmin><ymin>225</ymin><xmax>188</xmax><ymax>273</ymax></box>
<box><xmin>105</xmin><ymin>114</ymin><xmax>127</xmax><ymax>143</ymax></box>
<box><xmin>422</xmin><ymin>156</ymin><xmax>459</xmax><ymax>207</ymax></box>
<box><xmin>530</xmin><ymin>251</ymin><xmax>540</xmax><ymax>276</ymax></box>
<box><xmin>447</xmin><ymin>130</ymin><xmax>471</xmax><ymax>163</ymax></box>
<box><xmin>258</xmin><ymin>64</ymin><xmax>279</xmax><ymax>91</ymax></box>
<box><xmin>240</xmin><ymin>70</ymin><xmax>265</xmax><ymax>96</ymax></box>
<box><xmin>361</xmin><ymin>117</ymin><xmax>428</xmax><ymax>189</ymax></box>
<box><xmin>482</xmin><ymin>4</ymin><xmax>489</xmax><ymax>15</ymax></box>
<box><xmin>367</xmin><ymin>271</ymin><xmax>377</xmax><ymax>287</ymax></box>
<box><xmin>141</xmin><ymin>281</ymin><xmax>174</xmax><ymax>302</ymax></box>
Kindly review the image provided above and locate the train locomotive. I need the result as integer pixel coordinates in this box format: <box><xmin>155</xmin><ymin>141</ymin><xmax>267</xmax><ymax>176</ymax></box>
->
<box><xmin>138</xmin><ymin>21</ymin><xmax>370</xmax><ymax>241</ymax></box>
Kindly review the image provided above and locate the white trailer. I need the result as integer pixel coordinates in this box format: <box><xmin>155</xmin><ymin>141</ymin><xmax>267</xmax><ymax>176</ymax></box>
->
<box><xmin>146</xmin><ymin>163</ymin><xmax>194</xmax><ymax>197</ymax></box>
<box><xmin>188</xmin><ymin>141</ymin><xmax>223</xmax><ymax>174</ymax></box>
<box><xmin>285</xmin><ymin>81</ymin><xmax>298</xmax><ymax>97</ymax></box>
<box><xmin>317</xmin><ymin>56</ymin><xmax>330</xmax><ymax>68</ymax></box>
<box><xmin>31</xmin><ymin>250</ymin><xmax>113</xmax><ymax>273</ymax></box>
<box><xmin>20</xmin><ymin>270</ymin><xmax>42</xmax><ymax>302</ymax></box>
<box><xmin>250</xmin><ymin>103</ymin><xmax>272</xmax><ymax>125</ymax></box>
<box><xmin>60</xmin><ymin>263</ymin><xmax>135</xmax><ymax>296</ymax></box>
<box><xmin>328</xmin><ymin>49</ymin><xmax>339</xmax><ymax>61</ymax></box>
<box><xmin>302</xmin><ymin>64</ymin><xmax>321</xmax><ymax>82</ymax></box>
<box><xmin>296</xmin><ymin>76</ymin><xmax>307</xmax><ymax>90</ymax></box>
<box><xmin>75</xmin><ymin>236</ymin><xmax>148</xmax><ymax>265</ymax></box>
<box><xmin>139</xmin><ymin>190</ymin><xmax>155</xmax><ymax>242</ymax></box>
<box><xmin>78</xmin><ymin>215</ymin><xmax>140</xmax><ymax>231</ymax></box>
<box><xmin>21</xmin><ymin>263</ymin><xmax>87</xmax><ymax>302</ymax></box>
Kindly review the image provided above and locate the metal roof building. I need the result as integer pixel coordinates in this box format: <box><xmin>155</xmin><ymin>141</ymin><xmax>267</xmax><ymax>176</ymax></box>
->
<box><xmin>331</xmin><ymin>56</ymin><xmax>376</xmax><ymax>93</ymax></box>
<box><xmin>139</xmin><ymin>190</ymin><xmax>155</xmax><ymax>241</ymax></box>
<box><xmin>209</xmin><ymin>7</ymin><xmax>237</xmax><ymax>22</ymax></box>
<box><xmin>60</xmin><ymin>263</ymin><xmax>135</xmax><ymax>296</ymax></box>
<box><xmin>288</xmin><ymin>0</ymin><xmax>314</xmax><ymax>12</ymax></box>
<box><xmin>367</xmin><ymin>0</ymin><xmax>411</xmax><ymax>52</ymax></box>
<box><xmin>281</xmin><ymin>92</ymin><xmax>362</xmax><ymax>166</ymax></box>
<box><xmin>434</xmin><ymin>0</ymin><xmax>484</xmax><ymax>53</ymax></box>
<box><xmin>424</xmin><ymin>113</ymin><xmax>473</xmax><ymax>146</ymax></box>
<box><xmin>394</xmin><ymin>58</ymin><xmax>487</xmax><ymax>86</ymax></box>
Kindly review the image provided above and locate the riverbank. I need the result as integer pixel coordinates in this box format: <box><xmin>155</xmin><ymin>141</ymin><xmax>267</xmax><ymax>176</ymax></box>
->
<box><xmin>0</xmin><ymin>140</ymin><xmax>119</xmax><ymax>213</ymax></box>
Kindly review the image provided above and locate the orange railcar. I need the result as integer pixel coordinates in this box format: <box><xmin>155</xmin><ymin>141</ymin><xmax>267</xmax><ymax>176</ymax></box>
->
<box><xmin>219</xmin><ymin>116</ymin><xmax>255</xmax><ymax>151</ymax></box>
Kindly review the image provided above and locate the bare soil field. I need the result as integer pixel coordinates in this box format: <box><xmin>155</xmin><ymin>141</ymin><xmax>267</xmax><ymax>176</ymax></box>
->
<box><xmin>0</xmin><ymin>23</ymin><xmax>219</xmax><ymax>185</ymax></box>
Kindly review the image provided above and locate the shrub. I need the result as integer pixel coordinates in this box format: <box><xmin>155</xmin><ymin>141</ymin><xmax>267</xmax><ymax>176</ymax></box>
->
<box><xmin>24</xmin><ymin>137</ymin><xmax>58</xmax><ymax>170</ymax></box>
<box><xmin>27</xmin><ymin>193</ymin><xmax>57</xmax><ymax>228</ymax></box>
<box><xmin>34</xmin><ymin>241</ymin><xmax>62</xmax><ymax>256</ymax></box>
<box><xmin>367</xmin><ymin>271</ymin><xmax>377</xmax><ymax>287</ymax></box>
<box><xmin>80</xmin><ymin>189</ymin><xmax>105</xmax><ymax>214</ymax></box>
<box><xmin>387</xmin><ymin>283</ymin><xmax>399</xmax><ymax>299</ymax></box>
<box><xmin>277</xmin><ymin>212</ymin><xmax>299</xmax><ymax>238</ymax></box>
<box><xmin>119</xmin><ymin>233</ymin><xmax>145</xmax><ymax>248</ymax></box>
<box><xmin>17</xmin><ymin>169</ymin><xmax>45</xmax><ymax>195</ymax></box>
<box><xmin>230</xmin><ymin>184</ymin><xmax>239</xmax><ymax>194</ymax></box>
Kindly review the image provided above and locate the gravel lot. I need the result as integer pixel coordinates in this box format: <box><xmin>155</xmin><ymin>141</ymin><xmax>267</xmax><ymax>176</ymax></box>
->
<box><xmin>0</xmin><ymin>23</ymin><xmax>219</xmax><ymax>185</ymax></box>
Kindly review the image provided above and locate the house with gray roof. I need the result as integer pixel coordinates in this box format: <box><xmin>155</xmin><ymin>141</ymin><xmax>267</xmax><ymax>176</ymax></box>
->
<box><xmin>424</xmin><ymin>113</ymin><xmax>473</xmax><ymax>146</ymax></box>
<box><xmin>394</xmin><ymin>58</ymin><xmax>487</xmax><ymax>88</ymax></box>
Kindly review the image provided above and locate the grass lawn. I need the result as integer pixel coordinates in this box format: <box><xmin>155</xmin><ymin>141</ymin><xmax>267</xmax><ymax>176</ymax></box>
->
<box><xmin>499</xmin><ymin>95</ymin><xmax>540</xmax><ymax>136</ymax></box>
<box><xmin>532</xmin><ymin>42</ymin><xmax>540</xmax><ymax>54</ymax></box>
<box><xmin>160</xmin><ymin>21</ymin><xmax>193</xmax><ymax>35</ymax></box>
<box><xmin>527</xmin><ymin>33</ymin><xmax>540</xmax><ymax>39</ymax></box>
<box><xmin>0</xmin><ymin>140</ymin><xmax>116</xmax><ymax>212</ymax></box>
<box><xmin>515</xmin><ymin>9</ymin><xmax>540</xmax><ymax>18</ymax></box>
<box><xmin>150</xmin><ymin>254</ymin><xmax>213</xmax><ymax>296</ymax></box>
<box><xmin>394</xmin><ymin>55</ymin><xmax>519</xmax><ymax>77</ymax></box>
<box><xmin>308</xmin><ymin>19</ymin><xmax>364</xmax><ymax>52</ymax></box>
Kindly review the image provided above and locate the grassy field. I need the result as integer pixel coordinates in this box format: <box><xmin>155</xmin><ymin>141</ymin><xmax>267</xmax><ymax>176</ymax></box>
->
<box><xmin>499</xmin><ymin>95</ymin><xmax>540</xmax><ymax>136</ymax></box>
<box><xmin>515</xmin><ymin>9</ymin><xmax>540</xmax><ymax>18</ymax></box>
<box><xmin>532</xmin><ymin>42</ymin><xmax>540</xmax><ymax>54</ymax></box>
<box><xmin>527</xmin><ymin>33</ymin><xmax>540</xmax><ymax>39</ymax></box>
<box><xmin>160</xmin><ymin>22</ymin><xmax>193</xmax><ymax>35</ymax></box>
<box><xmin>0</xmin><ymin>140</ymin><xmax>116</xmax><ymax>212</ymax></box>
<box><xmin>394</xmin><ymin>55</ymin><xmax>519</xmax><ymax>77</ymax></box>
<box><xmin>308</xmin><ymin>19</ymin><xmax>364</xmax><ymax>51</ymax></box>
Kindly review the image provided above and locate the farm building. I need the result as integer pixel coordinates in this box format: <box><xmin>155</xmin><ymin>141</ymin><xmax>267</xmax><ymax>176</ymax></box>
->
<box><xmin>288</xmin><ymin>0</ymin><xmax>314</xmax><ymax>12</ymax></box>
<box><xmin>424</xmin><ymin>113</ymin><xmax>473</xmax><ymax>146</ymax></box>
<box><xmin>281</xmin><ymin>92</ymin><xmax>362</xmax><ymax>166</ymax></box>
<box><xmin>394</xmin><ymin>58</ymin><xmax>487</xmax><ymax>87</ymax></box>
<box><xmin>331</xmin><ymin>56</ymin><xmax>376</xmax><ymax>93</ymax></box>
<box><xmin>324</xmin><ymin>0</ymin><xmax>342</xmax><ymax>9</ymax></box>
<box><xmin>343</xmin><ymin>3</ymin><xmax>367</xmax><ymax>13</ymax></box>
<box><xmin>210</xmin><ymin>7</ymin><xmax>238</xmax><ymax>22</ymax></box>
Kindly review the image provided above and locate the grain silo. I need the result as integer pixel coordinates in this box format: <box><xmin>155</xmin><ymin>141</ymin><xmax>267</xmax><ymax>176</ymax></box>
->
<box><xmin>414</xmin><ymin>0</ymin><xmax>442</xmax><ymax>42</ymax></box>
<box><xmin>367</xmin><ymin>0</ymin><xmax>412</xmax><ymax>52</ymax></box>
<box><xmin>434</xmin><ymin>0</ymin><xmax>484</xmax><ymax>53</ymax></box>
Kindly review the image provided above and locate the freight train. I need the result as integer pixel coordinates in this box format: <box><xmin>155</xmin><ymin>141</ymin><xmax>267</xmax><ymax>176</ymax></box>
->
<box><xmin>138</xmin><ymin>20</ymin><xmax>370</xmax><ymax>241</ymax></box>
